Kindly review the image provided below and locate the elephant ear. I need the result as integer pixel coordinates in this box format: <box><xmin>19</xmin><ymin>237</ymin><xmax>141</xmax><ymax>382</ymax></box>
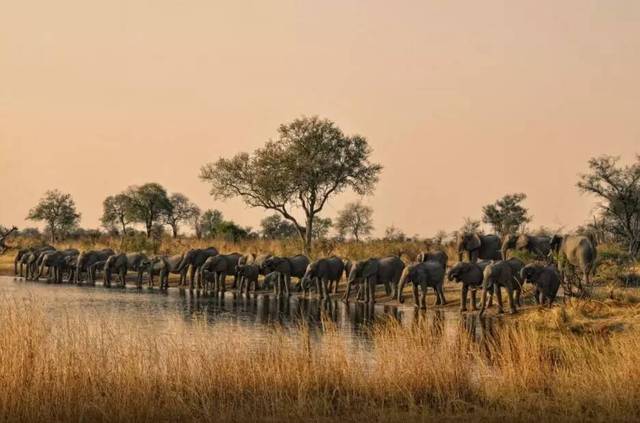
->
<box><xmin>515</xmin><ymin>234</ymin><xmax>530</xmax><ymax>250</ymax></box>
<box><xmin>363</xmin><ymin>259</ymin><xmax>379</xmax><ymax>278</ymax></box>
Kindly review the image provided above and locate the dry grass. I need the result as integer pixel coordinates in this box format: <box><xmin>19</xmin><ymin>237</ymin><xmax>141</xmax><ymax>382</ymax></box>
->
<box><xmin>1</xmin><ymin>296</ymin><xmax>640</xmax><ymax>422</ymax></box>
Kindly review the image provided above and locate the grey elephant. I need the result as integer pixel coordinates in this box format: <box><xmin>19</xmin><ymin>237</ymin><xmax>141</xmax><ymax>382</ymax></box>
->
<box><xmin>63</xmin><ymin>254</ymin><xmax>78</xmax><ymax>282</ymax></box>
<box><xmin>176</xmin><ymin>247</ymin><xmax>219</xmax><ymax>289</ymax></box>
<box><xmin>521</xmin><ymin>263</ymin><xmax>560</xmax><ymax>306</ymax></box>
<box><xmin>200</xmin><ymin>253</ymin><xmax>242</xmax><ymax>292</ymax></box>
<box><xmin>345</xmin><ymin>256</ymin><xmax>405</xmax><ymax>303</ymax></box>
<box><xmin>36</xmin><ymin>249</ymin><xmax>79</xmax><ymax>283</ymax></box>
<box><xmin>301</xmin><ymin>256</ymin><xmax>345</xmax><ymax>298</ymax></box>
<box><xmin>75</xmin><ymin>249</ymin><xmax>115</xmax><ymax>285</ymax></box>
<box><xmin>456</xmin><ymin>232</ymin><xmax>502</xmax><ymax>262</ymax></box>
<box><xmin>144</xmin><ymin>254</ymin><xmax>185</xmax><ymax>289</ymax></box>
<box><xmin>16</xmin><ymin>245</ymin><xmax>54</xmax><ymax>278</ymax></box>
<box><xmin>261</xmin><ymin>271</ymin><xmax>278</xmax><ymax>291</ymax></box>
<box><xmin>416</xmin><ymin>250</ymin><xmax>448</xmax><ymax>270</ymax></box>
<box><xmin>397</xmin><ymin>261</ymin><xmax>446</xmax><ymax>309</ymax></box>
<box><xmin>104</xmin><ymin>253</ymin><xmax>148</xmax><ymax>288</ymax></box>
<box><xmin>501</xmin><ymin>233</ymin><xmax>551</xmax><ymax>259</ymax></box>
<box><xmin>236</xmin><ymin>264</ymin><xmax>260</xmax><ymax>295</ymax></box>
<box><xmin>479</xmin><ymin>258</ymin><xmax>525</xmax><ymax>316</ymax></box>
<box><xmin>261</xmin><ymin>255</ymin><xmax>310</xmax><ymax>297</ymax></box>
<box><xmin>550</xmin><ymin>234</ymin><xmax>597</xmax><ymax>290</ymax></box>
<box><xmin>447</xmin><ymin>260</ymin><xmax>491</xmax><ymax>312</ymax></box>
<box><xmin>25</xmin><ymin>247</ymin><xmax>57</xmax><ymax>280</ymax></box>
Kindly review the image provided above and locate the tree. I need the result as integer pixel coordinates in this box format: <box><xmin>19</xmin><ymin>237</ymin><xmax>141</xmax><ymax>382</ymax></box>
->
<box><xmin>198</xmin><ymin>209</ymin><xmax>225</xmax><ymax>239</ymax></box>
<box><xmin>27</xmin><ymin>190</ymin><xmax>81</xmax><ymax>242</ymax></box>
<box><xmin>312</xmin><ymin>216</ymin><xmax>332</xmax><ymax>240</ymax></box>
<box><xmin>101</xmin><ymin>193</ymin><xmax>133</xmax><ymax>236</ymax></box>
<box><xmin>481</xmin><ymin>193</ymin><xmax>531</xmax><ymax>237</ymax></box>
<box><xmin>163</xmin><ymin>193</ymin><xmax>200</xmax><ymax>238</ymax></box>
<box><xmin>334</xmin><ymin>201</ymin><xmax>374</xmax><ymax>241</ymax></box>
<box><xmin>199</xmin><ymin>116</ymin><xmax>382</xmax><ymax>254</ymax></box>
<box><xmin>126</xmin><ymin>183</ymin><xmax>172</xmax><ymax>238</ymax></box>
<box><xmin>383</xmin><ymin>225</ymin><xmax>406</xmax><ymax>242</ymax></box>
<box><xmin>260</xmin><ymin>214</ymin><xmax>298</xmax><ymax>239</ymax></box>
<box><xmin>577</xmin><ymin>155</ymin><xmax>640</xmax><ymax>257</ymax></box>
<box><xmin>459</xmin><ymin>217</ymin><xmax>482</xmax><ymax>234</ymax></box>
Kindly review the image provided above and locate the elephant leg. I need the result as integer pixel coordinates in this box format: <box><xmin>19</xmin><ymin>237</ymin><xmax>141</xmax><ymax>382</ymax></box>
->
<box><xmin>383</xmin><ymin>280</ymin><xmax>391</xmax><ymax>296</ymax></box>
<box><xmin>471</xmin><ymin>288</ymin><xmax>478</xmax><ymax>311</ymax></box>
<box><xmin>188</xmin><ymin>267</ymin><xmax>195</xmax><ymax>290</ymax></box>
<box><xmin>333</xmin><ymin>279</ymin><xmax>339</xmax><ymax>294</ymax></box>
<box><xmin>495</xmin><ymin>286</ymin><xmax>504</xmax><ymax>314</ymax></box>
<box><xmin>411</xmin><ymin>283</ymin><xmax>420</xmax><ymax>307</ymax></box>
<box><xmin>284</xmin><ymin>275</ymin><xmax>290</xmax><ymax>296</ymax></box>
<box><xmin>487</xmin><ymin>287</ymin><xmax>494</xmax><ymax>308</ymax></box>
<box><xmin>421</xmin><ymin>286</ymin><xmax>428</xmax><ymax>309</ymax></box>
<box><xmin>438</xmin><ymin>284</ymin><xmax>446</xmax><ymax>306</ymax></box>
<box><xmin>515</xmin><ymin>287</ymin><xmax>521</xmax><ymax>307</ymax></box>
<box><xmin>507</xmin><ymin>287</ymin><xmax>517</xmax><ymax>314</ymax></box>
<box><xmin>220</xmin><ymin>273</ymin><xmax>227</xmax><ymax>293</ymax></box>
<box><xmin>322</xmin><ymin>278</ymin><xmax>330</xmax><ymax>299</ymax></box>
<box><xmin>460</xmin><ymin>286</ymin><xmax>468</xmax><ymax>311</ymax></box>
<box><xmin>343</xmin><ymin>280</ymin><xmax>352</xmax><ymax>302</ymax></box>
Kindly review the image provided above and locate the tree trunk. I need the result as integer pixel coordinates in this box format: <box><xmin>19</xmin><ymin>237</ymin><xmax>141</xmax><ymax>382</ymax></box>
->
<box><xmin>172</xmin><ymin>224</ymin><xmax>178</xmax><ymax>238</ymax></box>
<box><xmin>304</xmin><ymin>218</ymin><xmax>313</xmax><ymax>256</ymax></box>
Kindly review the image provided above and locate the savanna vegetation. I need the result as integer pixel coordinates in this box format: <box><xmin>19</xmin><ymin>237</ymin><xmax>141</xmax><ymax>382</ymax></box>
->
<box><xmin>0</xmin><ymin>118</ymin><xmax>638</xmax><ymax>421</ymax></box>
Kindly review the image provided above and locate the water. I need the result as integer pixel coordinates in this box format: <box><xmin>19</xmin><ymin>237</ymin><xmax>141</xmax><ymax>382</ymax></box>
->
<box><xmin>0</xmin><ymin>276</ymin><xmax>491</xmax><ymax>346</ymax></box>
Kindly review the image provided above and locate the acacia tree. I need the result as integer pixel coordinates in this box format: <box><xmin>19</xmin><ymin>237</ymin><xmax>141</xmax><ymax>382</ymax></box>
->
<box><xmin>27</xmin><ymin>190</ymin><xmax>81</xmax><ymax>242</ymax></box>
<box><xmin>163</xmin><ymin>193</ymin><xmax>200</xmax><ymax>238</ymax></box>
<box><xmin>481</xmin><ymin>193</ymin><xmax>531</xmax><ymax>237</ymax></box>
<box><xmin>101</xmin><ymin>193</ymin><xmax>133</xmax><ymax>236</ymax></box>
<box><xmin>126</xmin><ymin>183</ymin><xmax>172</xmax><ymax>238</ymax></box>
<box><xmin>335</xmin><ymin>201</ymin><xmax>374</xmax><ymax>241</ymax></box>
<box><xmin>200</xmin><ymin>116</ymin><xmax>382</xmax><ymax>254</ymax></box>
<box><xmin>577</xmin><ymin>155</ymin><xmax>640</xmax><ymax>257</ymax></box>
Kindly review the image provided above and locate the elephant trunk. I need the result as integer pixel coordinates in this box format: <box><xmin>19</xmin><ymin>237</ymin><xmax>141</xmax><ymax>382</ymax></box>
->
<box><xmin>501</xmin><ymin>246</ymin><xmax>509</xmax><ymax>260</ymax></box>
<box><xmin>397</xmin><ymin>271</ymin><xmax>409</xmax><ymax>303</ymax></box>
<box><xmin>479</xmin><ymin>286</ymin><xmax>489</xmax><ymax>316</ymax></box>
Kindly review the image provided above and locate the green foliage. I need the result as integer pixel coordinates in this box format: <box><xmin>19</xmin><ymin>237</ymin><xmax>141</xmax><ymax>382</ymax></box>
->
<box><xmin>199</xmin><ymin>116</ymin><xmax>382</xmax><ymax>254</ymax></box>
<box><xmin>312</xmin><ymin>216</ymin><xmax>332</xmax><ymax>240</ymax></box>
<box><xmin>101</xmin><ymin>193</ymin><xmax>134</xmax><ymax>235</ymax></box>
<box><xmin>125</xmin><ymin>183</ymin><xmax>172</xmax><ymax>238</ymax></box>
<box><xmin>260</xmin><ymin>214</ymin><xmax>297</xmax><ymax>239</ymax></box>
<box><xmin>481</xmin><ymin>193</ymin><xmax>530</xmax><ymax>236</ymax></box>
<box><xmin>197</xmin><ymin>209</ymin><xmax>250</xmax><ymax>242</ymax></box>
<box><xmin>577</xmin><ymin>155</ymin><xmax>640</xmax><ymax>258</ymax></box>
<box><xmin>334</xmin><ymin>201</ymin><xmax>374</xmax><ymax>241</ymax></box>
<box><xmin>163</xmin><ymin>193</ymin><xmax>200</xmax><ymax>238</ymax></box>
<box><xmin>27</xmin><ymin>190</ymin><xmax>81</xmax><ymax>242</ymax></box>
<box><xmin>383</xmin><ymin>225</ymin><xmax>406</xmax><ymax>242</ymax></box>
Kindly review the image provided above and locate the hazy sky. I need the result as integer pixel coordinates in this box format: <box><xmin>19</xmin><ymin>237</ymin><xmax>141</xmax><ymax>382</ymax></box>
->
<box><xmin>1</xmin><ymin>0</ymin><xmax>639</xmax><ymax>237</ymax></box>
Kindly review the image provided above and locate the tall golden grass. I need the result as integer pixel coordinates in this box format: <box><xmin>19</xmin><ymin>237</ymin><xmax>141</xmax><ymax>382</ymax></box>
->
<box><xmin>1</xmin><ymin>297</ymin><xmax>640</xmax><ymax>422</ymax></box>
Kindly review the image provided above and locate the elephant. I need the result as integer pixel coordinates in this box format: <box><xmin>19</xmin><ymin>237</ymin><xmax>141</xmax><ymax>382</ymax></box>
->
<box><xmin>416</xmin><ymin>250</ymin><xmax>448</xmax><ymax>270</ymax></box>
<box><xmin>501</xmin><ymin>233</ymin><xmax>551</xmax><ymax>259</ymax></box>
<box><xmin>176</xmin><ymin>247</ymin><xmax>219</xmax><ymax>289</ymax></box>
<box><xmin>234</xmin><ymin>253</ymin><xmax>272</xmax><ymax>288</ymax></box>
<box><xmin>36</xmin><ymin>249</ymin><xmax>79</xmax><ymax>283</ymax></box>
<box><xmin>301</xmin><ymin>256</ymin><xmax>345</xmax><ymax>298</ymax></box>
<box><xmin>397</xmin><ymin>261</ymin><xmax>446</xmax><ymax>309</ymax></box>
<box><xmin>63</xmin><ymin>254</ymin><xmax>79</xmax><ymax>282</ymax></box>
<box><xmin>345</xmin><ymin>256</ymin><xmax>405</xmax><ymax>303</ymax></box>
<box><xmin>479</xmin><ymin>258</ymin><xmax>525</xmax><ymax>316</ymax></box>
<box><xmin>447</xmin><ymin>260</ymin><xmax>491</xmax><ymax>311</ymax></box>
<box><xmin>236</xmin><ymin>264</ymin><xmax>260</xmax><ymax>295</ymax></box>
<box><xmin>521</xmin><ymin>263</ymin><xmax>561</xmax><ymax>306</ymax></box>
<box><xmin>144</xmin><ymin>254</ymin><xmax>185</xmax><ymax>289</ymax></box>
<box><xmin>75</xmin><ymin>249</ymin><xmax>115</xmax><ymax>285</ymax></box>
<box><xmin>104</xmin><ymin>253</ymin><xmax>148</xmax><ymax>288</ymax></box>
<box><xmin>456</xmin><ymin>232</ymin><xmax>502</xmax><ymax>263</ymax></box>
<box><xmin>200</xmin><ymin>253</ymin><xmax>242</xmax><ymax>292</ymax></box>
<box><xmin>550</xmin><ymin>234</ymin><xmax>597</xmax><ymax>290</ymax></box>
<box><xmin>261</xmin><ymin>271</ymin><xmax>278</xmax><ymax>291</ymax></box>
<box><xmin>15</xmin><ymin>245</ymin><xmax>54</xmax><ymax>278</ymax></box>
<box><xmin>261</xmin><ymin>255</ymin><xmax>310</xmax><ymax>297</ymax></box>
<box><xmin>25</xmin><ymin>247</ymin><xmax>57</xmax><ymax>280</ymax></box>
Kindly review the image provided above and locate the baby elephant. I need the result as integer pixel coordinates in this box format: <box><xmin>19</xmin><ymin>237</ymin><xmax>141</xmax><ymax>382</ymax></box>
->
<box><xmin>447</xmin><ymin>260</ymin><xmax>490</xmax><ymax>312</ymax></box>
<box><xmin>479</xmin><ymin>258</ymin><xmax>524</xmax><ymax>316</ymax></box>
<box><xmin>397</xmin><ymin>261</ymin><xmax>446</xmax><ymax>309</ymax></box>
<box><xmin>521</xmin><ymin>264</ymin><xmax>560</xmax><ymax>307</ymax></box>
<box><xmin>237</xmin><ymin>264</ymin><xmax>260</xmax><ymax>295</ymax></box>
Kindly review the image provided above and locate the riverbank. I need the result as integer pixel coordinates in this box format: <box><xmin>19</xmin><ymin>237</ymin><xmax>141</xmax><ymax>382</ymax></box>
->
<box><xmin>1</xmin><ymin>292</ymin><xmax>640</xmax><ymax>422</ymax></box>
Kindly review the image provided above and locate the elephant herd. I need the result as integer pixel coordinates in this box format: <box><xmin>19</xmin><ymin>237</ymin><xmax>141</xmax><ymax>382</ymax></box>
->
<box><xmin>11</xmin><ymin>231</ymin><xmax>598</xmax><ymax>315</ymax></box>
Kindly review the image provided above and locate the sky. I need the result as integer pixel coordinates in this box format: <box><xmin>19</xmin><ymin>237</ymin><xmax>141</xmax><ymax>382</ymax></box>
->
<box><xmin>1</xmin><ymin>0</ymin><xmax>639</xmax><ymax>237</ymax></box>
